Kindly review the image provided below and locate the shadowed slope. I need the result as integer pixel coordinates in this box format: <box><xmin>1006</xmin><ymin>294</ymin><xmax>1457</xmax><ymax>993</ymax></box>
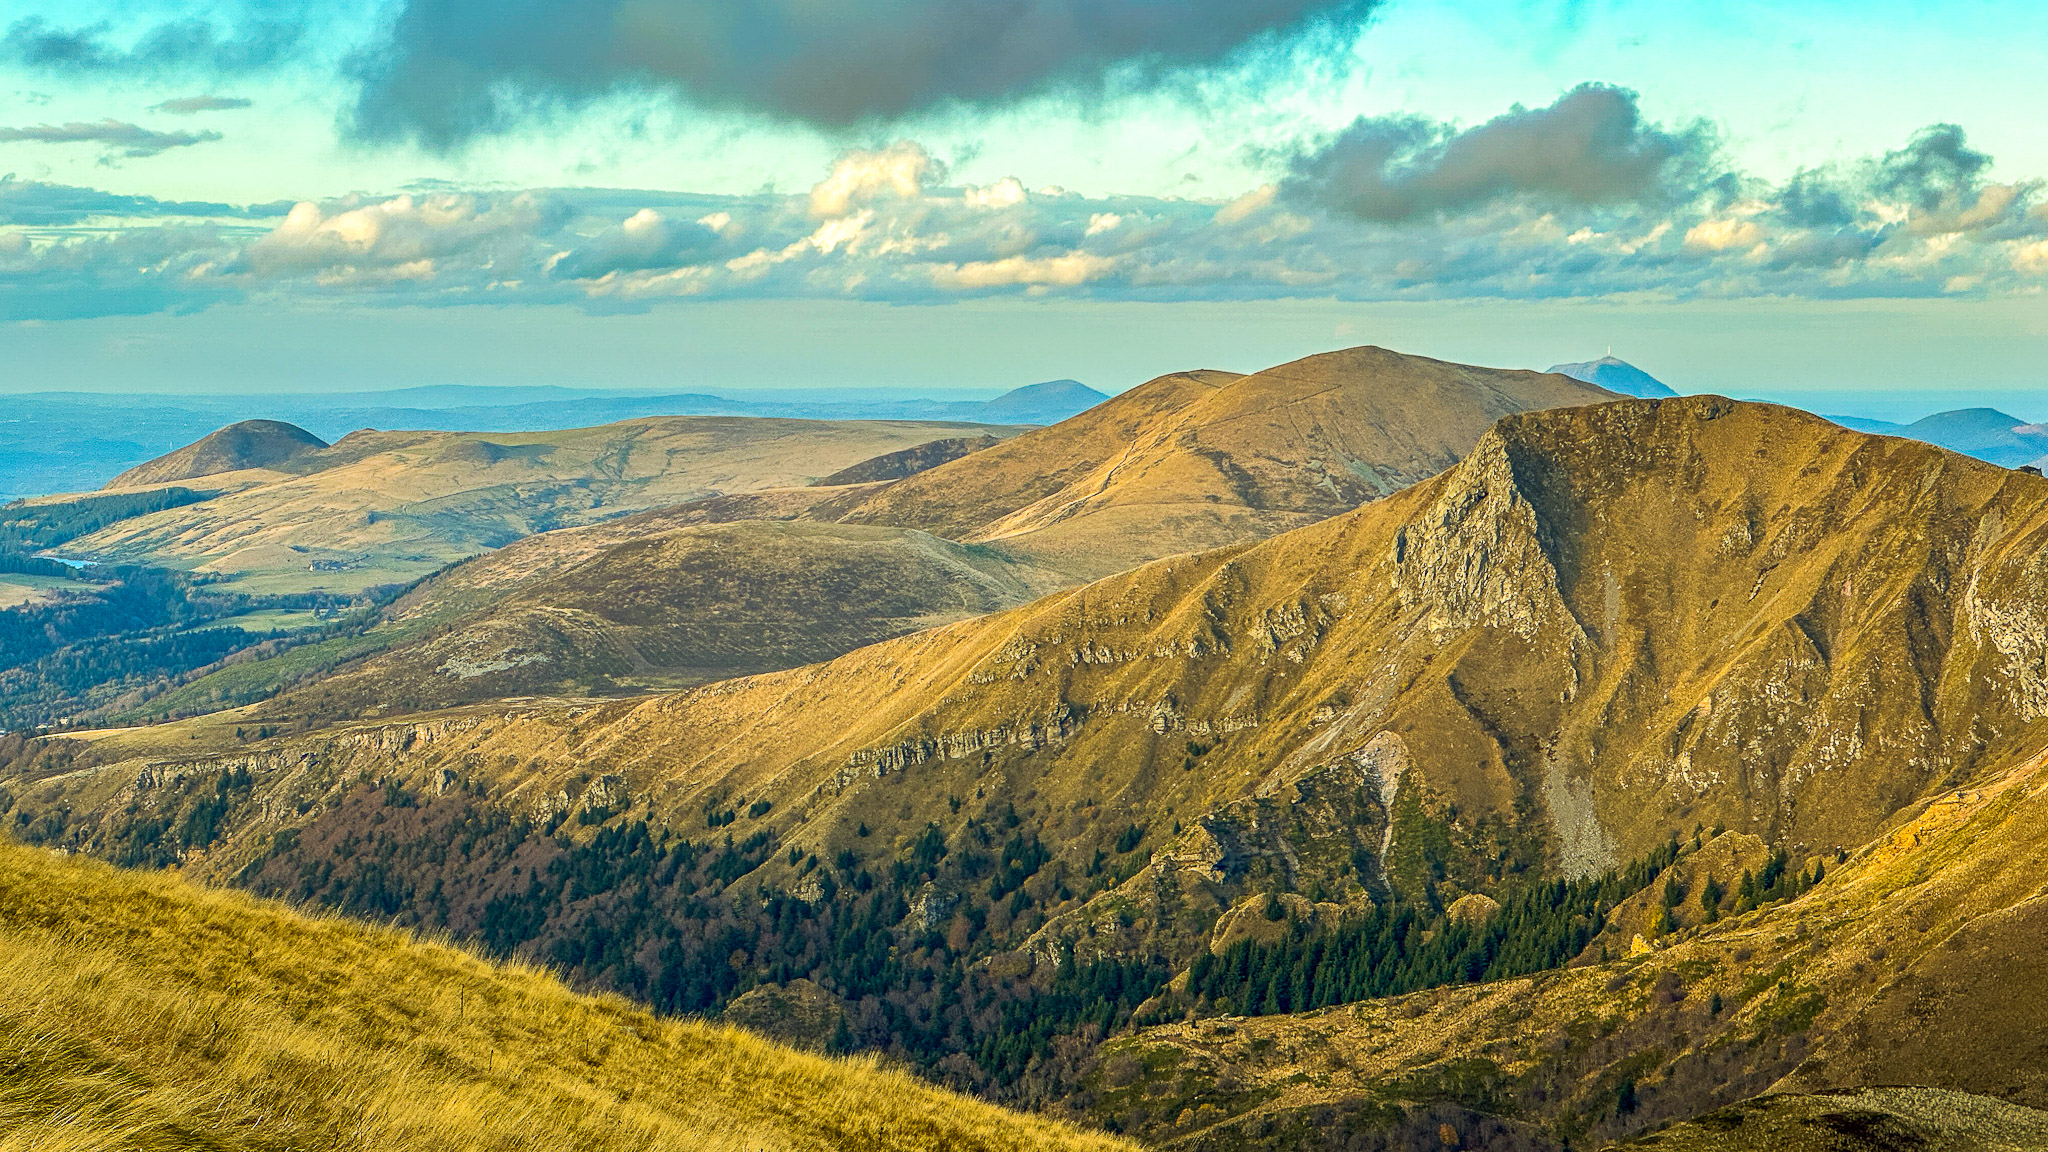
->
<box><xmin>1610</xmin><ymin>1089</ymin><xmax>2048</xmax><ymax>1151</ymax></box>
<box><xmin>292</xmin><ymin>519</ymin><xmax>1045</xmax><ymax>709</ymax></box>
<box><xmin>0</xmin><ymin>839</ymin><xmax>1132</xmax><ymax>1152</ymax></box>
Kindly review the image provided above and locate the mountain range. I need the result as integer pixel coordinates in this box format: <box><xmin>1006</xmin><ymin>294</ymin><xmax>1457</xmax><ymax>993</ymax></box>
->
<box><xmin>0</xmin><ymin>379</ymin><xmax>1110</xmax><ymax>500</ymax></box>
<box><xmin>8</xmin><ymin>346</ymin><xmax>2048</xmax><ymax>1150</ymax></box>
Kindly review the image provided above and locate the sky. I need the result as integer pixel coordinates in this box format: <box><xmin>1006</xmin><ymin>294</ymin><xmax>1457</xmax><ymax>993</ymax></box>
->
<box><xmin>3</xmin><ymin>0</ymin><xmax>2047</xmax><ymax>412</ymax></box>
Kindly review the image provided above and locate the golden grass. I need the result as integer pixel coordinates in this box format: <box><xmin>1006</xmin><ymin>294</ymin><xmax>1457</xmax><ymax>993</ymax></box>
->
<box><xmin>0</xmin><ymin>840</ymin><xmax>1135</xmax><ymax>1152</ymax></box>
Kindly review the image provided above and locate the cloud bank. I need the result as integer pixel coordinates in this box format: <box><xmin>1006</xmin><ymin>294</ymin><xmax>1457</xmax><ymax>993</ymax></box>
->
<box><xmin>4</xmin><ymin>95</ymin><xmax>2046</xmax><ymax>322</ymax></box>
<box><xmin>348</xmin><ymin>0</ymin><xmax>1381</xmax><ymax>147</ymax></box>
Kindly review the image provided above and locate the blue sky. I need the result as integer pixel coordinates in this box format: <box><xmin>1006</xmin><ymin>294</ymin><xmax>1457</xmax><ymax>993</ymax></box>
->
<box><xmin>3</xmin><ymin>0</ymin><xmax>2047</xmax><ymax>409</ymax></box>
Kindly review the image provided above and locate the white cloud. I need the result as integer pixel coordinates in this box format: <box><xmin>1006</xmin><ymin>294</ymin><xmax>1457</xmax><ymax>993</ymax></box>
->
<box><xmin>930</xmin><ymin>253</ymin><xmax>1117</xmax><ymax>290</ymax></box>
<box><xmin>810</xmin><ymin>142</ymin><xmax>940</xmax><ymax>219</ymax></box>
<box><xmin>1684</xmin><ymin>218</ymin><xmax>1766</xmax><ymax>253</ymax></box>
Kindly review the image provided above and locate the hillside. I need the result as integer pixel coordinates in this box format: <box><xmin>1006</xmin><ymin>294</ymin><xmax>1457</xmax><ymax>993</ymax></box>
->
<box><xmin>109</xmin><ymin>418</ymin><xmax>330</xmax><ymax>487</ymax></box>
<box><xmin>832</xmin><ymin>346</ymin><xmax>1617</xmax><ymax>579</ymax></box>
<box><xmin>275</xmin><ymin>519</ymin><xmax>1046</xmax><ymax>710</ymax></box>
<box><xmin>14</xmin><ymin>395</ymin><xmax>2048</xmax><ymax>1143</ymax></box>
<box><xmin>0</xmin><ymin>837</ymin><xmax>1131</xmax><ymax>1152</ymax></box>
<box><xmin>67</xmin><ymin>416</ymin><xmax>1024</xmax><ymax>593</ymax></box>
<box><xmin>1093</xmin><ymin>738</ymin><xmax>2048</xmax><ymax>1148</ymax></box>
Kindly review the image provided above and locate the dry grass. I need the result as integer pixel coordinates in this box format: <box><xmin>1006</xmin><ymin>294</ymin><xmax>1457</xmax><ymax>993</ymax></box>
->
<box><xmin>0</xmin><ymin>840</ymin><xmax>1135</xmax><ymax>1152</ymax></box>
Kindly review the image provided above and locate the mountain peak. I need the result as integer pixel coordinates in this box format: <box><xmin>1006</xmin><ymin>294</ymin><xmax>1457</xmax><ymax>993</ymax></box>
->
<box><xmin>107</xmin><ymin>419</ymin><xmax>330</xmax><ymax>488</ymax></box>
<box><xmin>1546</xmin><ymin>355</ymin><xmax>1678</xmax><ymax>399</ymax></box>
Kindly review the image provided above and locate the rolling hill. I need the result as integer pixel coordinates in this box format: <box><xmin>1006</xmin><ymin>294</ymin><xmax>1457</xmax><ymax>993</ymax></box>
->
<box><xmin>832</xmin><ymin>345</ymin><xmax>1618</xmax><ymax>579</ymax></box>
<box><xmin>0</xmin><ymin>837</ymin><xmax>1131</xmax><ymax>1152</ymax></box>
<box><xmin>273</xmin><ymin>519</ymin><xmax>1047</xmax><ymax>710</ymax></box>
<box><xmin>64</xmin><ymin>415</ymin><xmax>1025</xmax><ymax>593</ymax></box>
<box><xmin>109</xmin><ymin>418</ymin><xmax>330</xmax><ymax>486</ymax></box>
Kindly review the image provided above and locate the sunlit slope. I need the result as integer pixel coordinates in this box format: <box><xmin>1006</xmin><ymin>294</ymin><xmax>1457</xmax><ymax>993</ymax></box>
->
<box><xmin>835</xmin><ymin>346</ymin><xmax>1616</xmax><ymax>579</ymax></box>
<box><xmin>109</xmin><ymin>418</ymin><xmax>329</xmax><ymax>487</ymax></box>
<box><xmin>68</xmin><ymin>415</ymin><xmax>1021</xmax><ymax>592</ymax></box>
<box><xmin>1099</xmin><ymin>741</ymin><xmax>2048</xmax><ymax>1149</ymax></box>
<box><xmin>0</xmin><ymin>838</ymin><xmax>1132</xmax><ymax>1152</ymax></box>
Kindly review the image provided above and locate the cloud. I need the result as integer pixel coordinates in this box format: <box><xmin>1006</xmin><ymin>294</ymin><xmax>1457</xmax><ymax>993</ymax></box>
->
<box><xmin>0</xmin><ymin>177</ymin><xmax>266</xmax><ymax>226</ymax></box>
<box><xmin>1283</xmin><ymin>84</ymin><xmax>1717</xmax><ymax>222</ymax></box>
<box><xmin>151</xmin><ymin>95</ymin><xmax>253</xmax><ymax>115</ymax></box>
<box><xmin>1</xmin><ymin>15</ymin><xmax>302</xmax><ymax>75</ymax></box>
<box><xmin>240</xmin><ymin>193</ymin><xmax>568</xmax><ymax>284</ymax></box>
<box><xmin>545</xmin><ymin>208</ymin><xmax>732</xmax><ymax>279</ymax></box>
<box><xmin>6</xmin><ymin>112</ymin><xmax>2048</xmax><ymax>321</ymax></box>
<box><xmin>0</xmin><ymin>119</ymin><xmax>223</xmax><ymax>158</ymax></box>
<box><xmin>810</xmin><ymin>141</ymin><xmax>943</xmax><ymax>218</ymax></box>
<box><xmin>346</xmin><ymin>0</ymin><xmax>1382</xmax><ymax>148</ymax></box>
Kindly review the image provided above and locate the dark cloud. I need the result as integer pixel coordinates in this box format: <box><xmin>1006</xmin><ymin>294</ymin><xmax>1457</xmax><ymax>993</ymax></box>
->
<box><xmin>152</xmin><ymin>94</ymin><xmax>254</xmax><ymax>115</ymax></box>
<box><xmin>1</xmin><ymin>15</ymin><xmax>302</xmax><ymax>75</ymax></box>
<box><xmin>1875</xmin><ymin>123</ymin><xmax>1993</xmax><ymax>211</ymax></box>
<box><xmin>347</xmin><ymin>0</ymin><xmax>1381</xmax><ymax>148</ymax></box>
<box><xmin>1282</xmin><ymin>83</ymin><xmax>1717</xmax><ymax>222</ymax></box>
<box><xmin>1764</xmin><ymin>123</ymin><xmax>2027</xmax><ymax>239</ymax></box>
<box><xmin>0</xmin><ymin>119</ymin><xmax>223</xmax><ymax>158</ymax></box>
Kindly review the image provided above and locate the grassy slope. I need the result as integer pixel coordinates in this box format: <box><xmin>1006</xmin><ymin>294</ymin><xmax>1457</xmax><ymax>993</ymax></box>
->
<box><xmin>0</xmin><ymin>838</ymin><xmax>1132</xmax><ymax>1152</ymax></box>
<box><xmin>836</xmin><ymin>347</ymin><xmax>1616</xmax><ymax>581</ymax></box>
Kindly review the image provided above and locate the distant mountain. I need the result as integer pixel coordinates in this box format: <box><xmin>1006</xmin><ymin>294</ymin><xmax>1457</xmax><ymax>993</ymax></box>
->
<box><xmin>1822</xmin><ymin>413</ymin><xmax>1902</xmax><ymax>434</ymax></box>
<box><xmin>1547</xmin><ymin>354</ymin><xmax>1679</xmax><ymax>398</ymax></box>
<box><xmin>973</xmin><ymin>379</ymin><xmax>1110</xmax><ymax>424</ymax></box>
<box><xmin>1901</xmin><ymin>407</ymin><xmax>2048</xmax><ymax>467</ymax></box>
<box><xmin>0</xmin><ymin>380</ymin><xmax>1107</xmax><ymax>499</ymax></box>
<box><xmin>109</xmin><ymin>419</ymin><xmax>328</xmax><ymax>487</ymax></box>
<box><xmin>1823</xmin><ymin>407</ymin><xmax>2048</xmax><ymax>468</ymax></box>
